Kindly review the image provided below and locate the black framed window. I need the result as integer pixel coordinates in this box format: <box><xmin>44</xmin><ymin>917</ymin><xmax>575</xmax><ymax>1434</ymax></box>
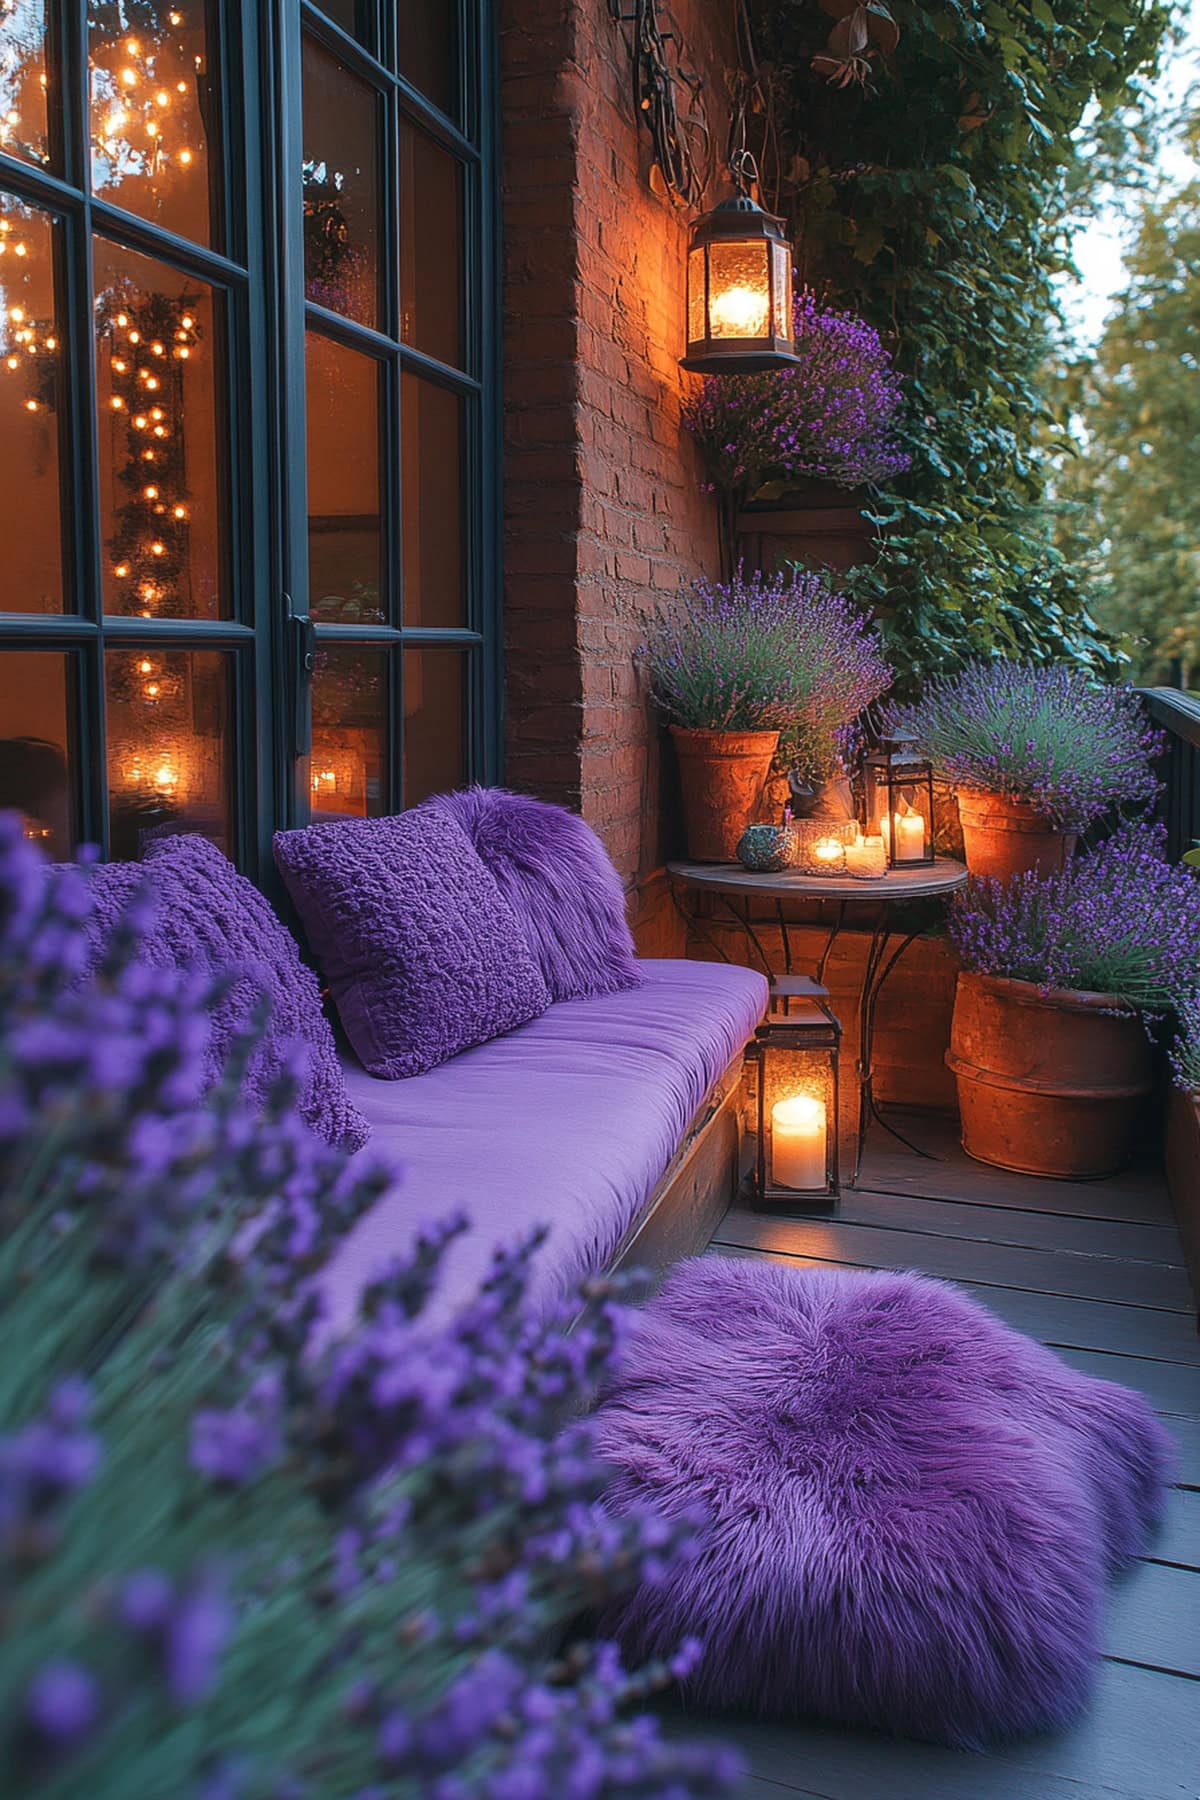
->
<box><xmin>0</xmin><ymin>0</ymin><xmax>499</xmax><ymax>867</ymax></box>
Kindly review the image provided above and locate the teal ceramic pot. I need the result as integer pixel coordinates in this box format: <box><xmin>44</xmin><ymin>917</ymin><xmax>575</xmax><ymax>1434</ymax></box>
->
<box><xmin>736</xmin><ymin>823</ymin><xmax>798</xmax><ymax>873</ymax></box>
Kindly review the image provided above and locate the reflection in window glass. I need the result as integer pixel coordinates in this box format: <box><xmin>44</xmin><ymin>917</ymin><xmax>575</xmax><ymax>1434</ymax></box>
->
<box><xmin>401</xmin><ymin>372</ymin><xmax>463</xmax><ymax>627</ymax></box>
<box><xmin>0</xmin><ymin>194</ymin><xmax>63</xmax><ymax>612</ymax></box>
<box><xmin>306</xmin><ymin>331</ymin><xmax>384</xmax><ymax>624</ymax></box>
<box><xmin>0</xmin><ymin>650</ymin><xmax>77</xmax><ymax>857</ymax></box>
<box><xmin>398</xmin><ymin>0</ymin><xmax>456</xmax><ymax>118</ymax></box>
<box><xmin>399</xmin><ymin>118</ymin><xmax>462</xmax><ymax>368</ymax></box>
<box><xmin>302</xmin><ymin>36</ymin><xmax>381</xmax><ymax>329</ymax></box>
<box><xmin>94</xmin><ymin>238</ymin><xmax>228</xmax><ymax>619</ymax></box>
<box><xmin>311</xmin><ymin>646</ymin><xmax>389</xmax><ymax>819</ymax></box>
<box><xmin>106</xmin><ymin>647</ymin><xmax>232</xmax><ymax>858</ymax></box>
<box><xmin>88</xmin><ymin>1</ymin><xmax>219</xmax><ymax>249</ymax></box>
<box><xmin>404</xmin><ymin>649</ymin><xmax>464</xmax><ymax>806</ymax></box>
<box><xmin>0</xmin><ymin>0</ymin><xmax>53</xmax><ymax>168</ymax></box>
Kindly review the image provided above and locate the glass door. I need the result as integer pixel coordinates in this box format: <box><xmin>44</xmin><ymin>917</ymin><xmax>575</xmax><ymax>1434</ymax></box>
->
<box><xmin>0</xmin><ymin>0</ymin><xmax>274</xmax><ymax>865</ymax></box>
<box><xmin>283</xmin><ymin>0</ymin><xmax>498</xmax><ymax>827</ymax></box>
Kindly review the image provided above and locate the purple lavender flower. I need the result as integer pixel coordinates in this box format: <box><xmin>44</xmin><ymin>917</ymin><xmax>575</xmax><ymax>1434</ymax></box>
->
<box><xmin>683</xmin><ymin>290</ymin><xmax>909</xmax><ymax>499</ymax></box>
<box><xmin>25</xmin><ymin>1661</ymin><xmax>98</xmax><ymax>1744</ymax></box>
<box><xmin>642</xmin><ymin>566</ymin><xmax>893</xmax><ymax>782</ymax></box>
<box><xmin>165</xmin><ymin>1573</ymin><xmax>231</xmax><ymax>1706</ymax></box>
<box><xmin>891</xmin><ymin>661</ymin><xmax>1163</xmax><ymax>829</ymax></box>
<box><xmin>949</xmin><ymin>825</ymin><xmax>1200</xmax><ymax>1033</ymax></box>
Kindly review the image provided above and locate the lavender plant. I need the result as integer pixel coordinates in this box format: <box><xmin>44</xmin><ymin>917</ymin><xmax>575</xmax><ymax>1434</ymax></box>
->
<box><xmin>0</xmin><ymin>816</ymin><xmax>741</xmax><ymax>1799</ymax></box>
<box><xmin>890</xmin><ymin>662</ymin><xmax>1163</xmax><ymax>830</ymax></box>
<box><xmin>948</xmin><ymin>825</ymin><xmax>1200</xmax><ymax>1032</ymax></box>
<box><xmin>643</xmin><ymin>567</ymin><xmax>893</xmax><ymax>784</ymax></box>
<box><xmin>682</xmin><ymin>289</ymin><xmax>909</xmax><ymax>503</ymax></box>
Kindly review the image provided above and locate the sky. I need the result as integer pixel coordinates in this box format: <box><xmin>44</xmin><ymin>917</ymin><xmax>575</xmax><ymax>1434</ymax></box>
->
<box><xmin>1059</xmin><ymin>1</ymin><xmax>1200</xmax><ymax>349</ymax></box>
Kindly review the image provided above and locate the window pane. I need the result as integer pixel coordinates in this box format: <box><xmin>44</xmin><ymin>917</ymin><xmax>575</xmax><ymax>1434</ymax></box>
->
<box><xmin>94</xmin><ymin>239</ymin><xmax>228</xmax><ymax>619</ymax></box>
<box><xmin>0</xmin><ymin>194</ymin><xmax>63</xmax><ymax>613</ymax></box>
<box><xmin>400</xmin><ymin>118</ymin><xmax>462</xmax><ymax>368</ymax></box>
<box><xmin>88</xmin><ymin>1</ymin><xmax>220</xmax><ymax>249</ymax></box>
<box><xmin>311</xmin><ymin>646</ymin><xmax>389</xmax><ymax>819</ymax></box>
<box><xmin>1</xmin><ymin>0</ymin><xmax>53</xmax><ymax>169</ymax></box>
<box><xmin>302</xmin><ymin>36</ymin><xmax>381</xmax><ymax>329</ymax></box>
<box><xmin>106</xmin><ymin>647</ymin><xmax>232</xmax><ymax>857</ymax></box>
<box><xmin>398</xmin><ymin>2</ymin><xmax>456</xmax><ymax>117</ymax></box>
<box><xmin>307</xmin><ymin>331</ymin><xmax>384</xmax><ymax>624</ymax></box>
<box><xmin>0</xmin><ymin>650</ymin><xmax>77</xmax><ymax>856</ymax></box>
<box><xmin>317</xmin><ymin>0</ymin><xmax>374</xmax><ymax>51</ymax></box>
<box><xmin>404</xmin><ymin>649</ymin><xmax>464</xmax><ymax>805</ymax></box>
<box><xmin>401</xmin><ymin>372</ymin><xmax>463</xmax><ymax>627</ymax></box>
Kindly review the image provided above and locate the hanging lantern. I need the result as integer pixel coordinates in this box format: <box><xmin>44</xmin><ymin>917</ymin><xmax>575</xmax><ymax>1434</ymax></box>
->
<box><xmin>681</xmin><ymin>194</ymin><xmax>799</xmax><ymax>374</ymax></box>
<box><xmin>859</xmin><ymin>731</ymin><xmax>936</xmax><ymax>870</ymax></box>
<box><xmin>749</xmin><ymin>977</ymin><xmax>841</xmax><ymax>1212</ymax></box>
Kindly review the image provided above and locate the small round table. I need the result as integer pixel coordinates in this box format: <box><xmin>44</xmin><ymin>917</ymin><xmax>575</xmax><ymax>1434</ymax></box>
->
<box><xmin>668</xmin><ymin>857</ymin><xmax>969</xmax><ymax>1183</ymax></box>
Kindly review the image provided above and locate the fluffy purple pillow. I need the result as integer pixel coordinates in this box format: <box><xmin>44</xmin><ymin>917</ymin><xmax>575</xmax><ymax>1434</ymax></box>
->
<box><xmin>71</xmin><ymin>834</ymin><xmax>370</xmax><ymax>1151</ymax></box>
<box><xmin>425</xmin><ymin>787</ymin><xmax>642</xmax><ymax>1001</ymax></box>
<box><xmin>273</xmin><ymin>808</ymin><xmax>550</xmax><ymax>1078</ymax></box>
<box><xmin>597</xmin><ymin>1258</ymin><xmax>1174</xmax><ymax>1748</ymax></box>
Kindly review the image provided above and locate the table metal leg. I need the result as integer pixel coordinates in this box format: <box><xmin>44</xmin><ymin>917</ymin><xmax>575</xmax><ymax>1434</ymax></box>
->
<box><xmin>851</xmin><ymin>926</ymin><xmax>940</xmax><ymax>1184</ymax></box>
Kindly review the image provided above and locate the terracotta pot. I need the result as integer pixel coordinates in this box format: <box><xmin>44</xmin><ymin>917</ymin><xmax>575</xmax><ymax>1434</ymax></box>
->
<box><xmin>671</xmin><ymin>727</ymin><xmax>780</xmax><ymax>863</ymax></box>
<box><xmin>946</xmin><ymin>971</ymin><xmax>1156</xmax><ymax>1179</ymax></box>
<box><xmin>956</xmin><ymin>790</ymin><xmax>1077</xmax><ymax>881</ymax></box>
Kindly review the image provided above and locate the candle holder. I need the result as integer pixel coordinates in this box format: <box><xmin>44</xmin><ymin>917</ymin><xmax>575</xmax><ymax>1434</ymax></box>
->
<box><xmin>793</xmin><ymin>819</ymin><xmax>853</xmax><ymax>875</ymax></box>
<box><xmin>858</xmin><ymin>731</ymin><xmax>936</xmax><ymax>870</ymax></box>
<box><xmin>748</xmin><ymin>977</ymin><xmax>841</xmax><ymax>1212</ymax></box>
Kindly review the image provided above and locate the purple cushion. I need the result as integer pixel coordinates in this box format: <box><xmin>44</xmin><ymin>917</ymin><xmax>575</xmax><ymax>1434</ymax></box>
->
<box><xmin>596</xmin><ymin>1258</ymin><xmax>1174</xmax><ymax>1749</ymax></box>
<box><xmin>273</xmin><ymin>808</ymin><xmax>550</xmax><ymax>1079</ymax></box>
<box><xmin>316</xmin><ymin>958</ymin><xmax>769</xmax><ymax>1340</ymax></box>
<box><xmin>426</xmin><ymin>787</ymin><xmax>641</xmax><ymax>1001</ymax></box>
<box><xmin>74</xmin><ymin>834</ymin><xmax>370</xmax><ymax>1151</ymax></box>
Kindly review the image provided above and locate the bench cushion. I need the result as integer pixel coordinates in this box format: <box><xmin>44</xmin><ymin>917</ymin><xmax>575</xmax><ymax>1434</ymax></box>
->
<box><xmin>319</xmin><ymin>958</ymin><xmax>768</xmax><ymax>1334</ymax></box>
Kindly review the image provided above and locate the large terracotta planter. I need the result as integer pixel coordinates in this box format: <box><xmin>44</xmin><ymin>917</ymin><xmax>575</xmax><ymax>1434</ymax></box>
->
<box><xmin>671</xmin><ymin>727</ymin><xmax>779</xmax><ymax>863</ymax></box>
<box><xmin>946</xmin><ymin>971</ymin><xmax>1156</xmax><ymax>1179</ymax></box>
<box><xmin>956</xmin><ymin>790</ymin><xmax>1077</xmax><ymax>882</ymax></box>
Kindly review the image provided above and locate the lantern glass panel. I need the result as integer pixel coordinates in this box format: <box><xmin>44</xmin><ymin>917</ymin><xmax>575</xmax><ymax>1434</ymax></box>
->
<box><xmin>760</xmin><ymin>1043</ymin><xmax>836</xmax><ymax>1196</ymax></box>
<box><xmin>687</xmin><ymin>244</ymin><xmax>707</xmax><ymax>344</ymax></box>
<box><xmin>707</xmin><ymin>238</ymin><xmax>770</xmax><ymax>339</ymax></box>
<box><xmin>770</xmin><ymin>238</ymin><xmax>791</xmax><ymax>340</ymax></box>
<box><xmin>862</xmin><ymin>752</ymin><xmax>935</xmax><ymax>867</ymax></box>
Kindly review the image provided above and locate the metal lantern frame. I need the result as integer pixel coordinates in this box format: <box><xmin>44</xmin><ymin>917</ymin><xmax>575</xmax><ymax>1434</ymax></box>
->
<box><xmin>681</xmin><ymin>194</ymin><xmax>799</xmax><ymax>375</ymax></box>
<box><xmin>749</xmin><ymin>976</ymin><xmax>841</xmax><ymax>1213</ymax></box>
<box><xmin>858</xmin><ymin>732</ymin><xmax>936</xmax><ymax>871</ymax></box>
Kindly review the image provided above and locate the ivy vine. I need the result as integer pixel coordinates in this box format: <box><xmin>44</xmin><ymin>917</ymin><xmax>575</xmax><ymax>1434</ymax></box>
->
<box><xmin>748</xmin><ymin>0</ymin><xmax>1172</xmax><ymax>691</ymax></box>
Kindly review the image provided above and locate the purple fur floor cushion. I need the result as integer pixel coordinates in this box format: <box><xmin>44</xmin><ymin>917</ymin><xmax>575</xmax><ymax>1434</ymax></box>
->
<box><xmin>73</xmin><ymin>834</ymin><xmax>370</xmax><ymax>1150</ymax></box>
<box><xmin>426</xmin><ymin>787</ymin><xmax>641</xmax><ymax>1001</ymax></box>
<box><xmin>596</xmin><ymin>1258</ymin><xmax>1173</xmax><ymax>1750</ymax></box>
<box><xmin>274</xmin><ymin>808</ymin><xmax>550</xmax><ymax>1078</ymax></box>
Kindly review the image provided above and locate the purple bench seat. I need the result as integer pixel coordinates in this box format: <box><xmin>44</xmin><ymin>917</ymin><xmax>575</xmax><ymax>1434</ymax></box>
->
<box><xmin>319</xmin><ymin>957</ymin><xmax>768</xmax><ymax>1334</ymax></box>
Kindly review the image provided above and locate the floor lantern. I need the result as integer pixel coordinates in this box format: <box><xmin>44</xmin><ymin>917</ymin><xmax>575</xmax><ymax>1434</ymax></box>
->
<box><xmin>750</xmin><ymin>977</ymin><xmax>841</xmax><ymax>1212</ymax></box>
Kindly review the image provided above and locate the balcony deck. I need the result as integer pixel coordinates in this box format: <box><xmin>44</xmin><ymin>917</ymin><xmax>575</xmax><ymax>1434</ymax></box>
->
<box><xmin>681</xmin><ymin>1114</ymin><xmax>1200</xmax><ymax>1800</ymax></box>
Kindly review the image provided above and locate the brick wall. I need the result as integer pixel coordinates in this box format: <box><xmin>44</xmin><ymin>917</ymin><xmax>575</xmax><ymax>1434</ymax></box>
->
<box><xmin>499</xmin><ymin>0</ymin><xmax>735</xmax><ymax>953</ymax></box>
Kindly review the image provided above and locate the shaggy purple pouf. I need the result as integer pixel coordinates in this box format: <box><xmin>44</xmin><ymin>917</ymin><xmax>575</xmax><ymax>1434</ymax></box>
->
<box><xmin>597</xmin><ymin>1257</ymin><xmax>1173</xmax><ymax>1749</ymax></box>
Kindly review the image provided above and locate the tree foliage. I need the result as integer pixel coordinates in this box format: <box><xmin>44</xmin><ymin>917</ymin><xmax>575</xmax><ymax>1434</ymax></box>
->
<box><xmin>749</xmin><ymin>0</ymin><xmax>1171</xmax><ymax>690</ymax></box>
<box><xmin>1053</xmin><ymin>118</ymin><xmax>1200</xmax><ymax>685</ymax></box>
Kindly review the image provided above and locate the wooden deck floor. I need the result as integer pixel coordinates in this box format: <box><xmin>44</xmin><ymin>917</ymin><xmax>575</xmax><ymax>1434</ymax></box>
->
<box><xmin>677</xmin><ymin>1114</ymin><xmax>1200</xmax><ymax>1800</ymax></box>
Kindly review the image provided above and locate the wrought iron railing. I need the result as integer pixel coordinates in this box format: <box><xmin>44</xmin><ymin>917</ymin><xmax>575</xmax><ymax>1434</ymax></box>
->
<box><xmin>1142</xmin><ymin>687</ymin><xmax>1200</xmax><ymax>861</ymax></box>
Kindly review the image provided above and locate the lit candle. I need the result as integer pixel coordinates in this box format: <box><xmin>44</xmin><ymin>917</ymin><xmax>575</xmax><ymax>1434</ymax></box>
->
<box><xmin>845</xmin><ymin>834</ymin><xmax>887</xmax><ymax>879</ymax></box>
<box><xmin>880</xmin><ymin>811</ymin><xmax>926</xmax><ymax>863</ymax></box>
<box><xmin>771</xmin><ymin>1094</ymin><xmax>827</xmax><ymax>1192</ymax></box>
<box><xmin>813</xmin><ymin>836</ymin><xmax>845</xmax><ymax>870</ymax></box>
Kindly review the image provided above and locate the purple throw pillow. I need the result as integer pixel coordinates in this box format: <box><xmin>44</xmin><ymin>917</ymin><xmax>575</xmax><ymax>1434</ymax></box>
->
<box><xmin>273</xmin><ymin>808</ymin><xmax>550</xmax><ymax>1078</ymax></box>
<box><xmin>426</xmin><ymin>787</ymin><xmax>642</xmax><ymax>1002</ymax></box>
<box><xmin>71</xmin><ymin>834</ymin><xmax>370</xmax><ymax>1151</ymax></box>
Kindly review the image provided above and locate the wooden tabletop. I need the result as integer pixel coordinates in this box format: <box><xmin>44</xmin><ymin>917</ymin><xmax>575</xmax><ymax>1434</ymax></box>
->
<box><xmin>667</xmin><ymin>856</ymin><xmax>968</xmax><ymax>902</ymax></box>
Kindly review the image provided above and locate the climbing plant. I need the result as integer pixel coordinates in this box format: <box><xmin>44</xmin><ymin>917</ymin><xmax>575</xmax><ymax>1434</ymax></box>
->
<box><xmin>747</xmin><ymin>0</ymin><xmax>1172</xmax><ymax>690</ymax></box>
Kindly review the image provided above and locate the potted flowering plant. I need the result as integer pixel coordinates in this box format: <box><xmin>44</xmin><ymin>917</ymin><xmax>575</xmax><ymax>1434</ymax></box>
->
<box><xmin>891</xmin><ymin>662</ymin><xmax>1163</xmax><ymax>880</ymax></box>
<box><xmin>643</xmin><ymin>568</ymin><xmax>892</xmax><ymax>861</ymax></box>
<box><xmin>682</xmin><ymin>291</ymin><xmax>909</xmax><ymax>573</ymax></box>
<box><xmin>946</xmin><ymin>827</ymin><xmax>1200</xmax><ymax>1178</ymax></box>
